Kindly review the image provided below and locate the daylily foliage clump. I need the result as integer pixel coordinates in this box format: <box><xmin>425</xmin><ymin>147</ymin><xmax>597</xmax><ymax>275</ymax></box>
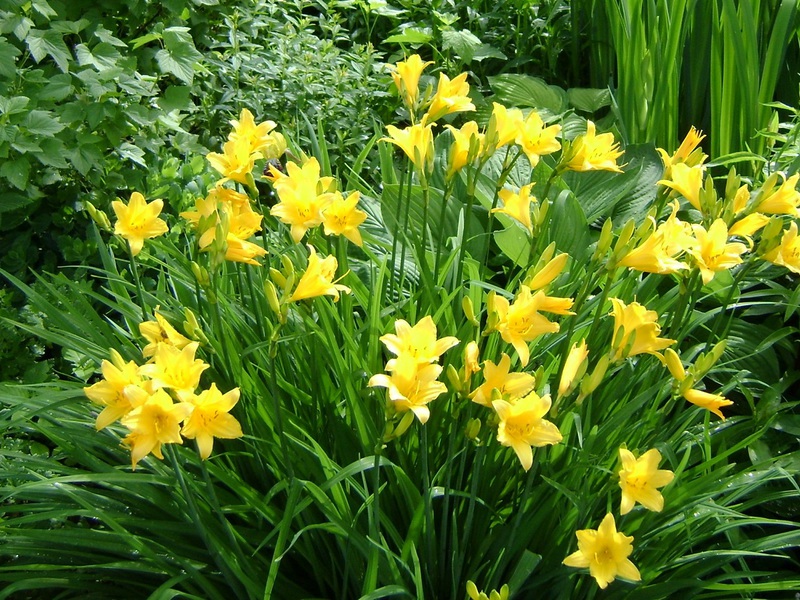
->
<box><xmin>53</xmin><ymin>53</ymin><xmax>799</xmax><ymax>598</ymax></box>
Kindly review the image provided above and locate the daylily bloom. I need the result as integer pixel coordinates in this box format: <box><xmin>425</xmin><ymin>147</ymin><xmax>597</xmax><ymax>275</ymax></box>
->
<box><xmin>561</xmin><ymin>121</ymin><xmax>623</xmax><ymax>173</ymax></box>
<box><xmin>729</xmin><ymin>213</ymin><xmax>769</xmax><ymax>238</ymax></box>
<box><xmin>120</xmin><ymin>389</ymin><xmax>193</xmax><ymax>469</ymax></box>
<box><xmin>610</xmin><ymin>298</ymin><xmax>675</xmax><ymax>361</ymax></box>
<box><xmin>526</xmin><ymin>253</ymin><xmax>569</xmax><ymax>290</ymax></box>
<box><xmin>389</xmin><ymin>54</ymin><xmax>432</xmax><ymax>108</ymax></box>
<box><xmin>270</xmin><ymin>158</ymin><xmax>336</xmax><ymax>243</ymax></box>
<box><xmin>321</xmin><ymin>191</ymin><xmax>367</xmax><ymax>247</ymax></box>
<box><xmin>657</xmin><ymin>126</ymin><xmax>706</xmax><ymax>179</ymax></box>
<box><xmin>463</xmin><ymin>341</ymin><xmax>481</xmax><ymax>382</ymax></box>
<box><xmin>228</xmin><ymin>108</ymin><xmax>286</xmax><ymax>159</ymax></box>
<box><xmin>731</xmin><ymin>183</ymin><xmax>751</xmax><ymax>214</ymax></box>
<box><xmin>563</xmin><ymin>513</ymin><xmax>641</xmax><ymax>589</ymax></box>
<box><xmin>687</xmin><ymin>219</ymin><xmax>748</xmax><ymax>284</ymax></box>
<box><xmin>224</xmin><ymin>234</ymin><xmax>268</xmax><ymax>266</ymax></box>
<box><xmin>140</xmin><ymin>310</ymin><xmax>192</xmax><ymax>359</ymax></box>
<box><xmin>382</xmin><ymin>123</ymin><xmax>434</xmax><ymax>174</ymax></box>
<box><xmin>138</xmin><ymin>341</ymin><xmax>209</xmax><ymax>400</ymax></box>
<box><xmin>369</xmin><ymin>353</ymin><xmax>447</xmax><ymax>424</ymax></box>
<box><xmin>469</xmin><ymin>353</ymin><xmax>536</xmax><ymax>407</ymax></box>
<box><xmin>181</xmin><ymin>383</ymin><xmax>244</xmax><ymax>460</ymax></box>
<box><xmin>84</xmin><ymin>349</ymin><xmax>146</xmax><ymax>430</ymax></box>
<box><xmin>683</xmin><ymin>388</ymin><xmax>733</xmax><ymax>419</ymax></box>
<box><xmin>379</xmin><ymin>315</ymin><xmax>459</xmax><ymax>365</ymax></box>
<box><xmin>658</xmin><ymin>163</ymin><xmax>705</xmax><ymax>211</ymax></box>
<box><xmin>763</xmin><ymin>221</ymin><xmax>800</xmax><ymax>273</ymax></box>
<box><xmin>423</xmin><ymin>72</ymin><xmax>475</xmax><ymax>124</ymax></box>
<box><xmin>516</xmin><ymin>111</ymin><xmax>561</xmax><ymax>167</ymax></box>
<box><xmin>757</xmin><ymin>173</ymin><xmax>800</xmax><ymax>216</ymax></box>
<box><xmin>558</xmin><ymin>339</ymin><xmax>589</xmax><ymax>397</ymax></box>
<box><xmin>207</xmin><ymin>136</ymin><xmax>260</xmax><ymax>185</ymax></box>
<box><xmin>486</xmin><ymin>102</ymin><xmax>524</xmax><ymax>151</ymax></box>
<box><xmin>445</xmin><ymin>121</ymin><xmax>484</xmax><ymax>178</ymax></box>
<box><xmin>618</xmin><ymin>207</ymin><xmax>693</xmax><ymax>274</ymax></box>
<box><xmin>112</xmin><ymin>191</ymin><xmax>169</xmax><ymax>256</ymax></box>
<box><xmin>288</xmin><ymin>246</ymin><xmax>351</xmax><ymax>302</ymax></box>
<box><xmin>490</xmin><ymin>287</ymin><xmax>573</xmax><ymax>366</ymax></box>
<box><xmin>618</xmin><ymin>447</ymin><xmax>674</xmax><ymax>514</ymax></box>
<box><xmin>492</xmin><ymin>184</ymin><xmax>535</xmax><ymax>233</ymax></box>
<box><xmin>492</xmin><ymin>390</ymin><xmax>562</xmax><ymax>471</ymax></box>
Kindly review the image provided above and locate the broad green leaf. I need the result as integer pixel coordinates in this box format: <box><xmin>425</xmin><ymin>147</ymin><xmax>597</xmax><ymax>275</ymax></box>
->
<box><xmin>157</xmin><ymin>85</ymin><xmax>193</xmax><ymax>113</ymax></box>
<box><xmin>36</xmin><ymin>73</ymin><xmax>73</xmax><ymax>101</ymax></box>
<box><xmin>31</xmin><ymin>0</ymin><xmax>57</xmax><ymax>19</ymax></box>
<box><xmin>93</xmin><ymin>25</ymin><xmax>128</xmax><ymax>48</ymax></box>
<box><xmin>0</xmin><ymin>156</ymin><xmax>31</xmax><ymax>190</ymax></box>
<box><xmin>75</xmin><ymin>42</ymin><xmax>121</xmax><ymax>71</ymax></box>
<box><xmin>35</xmin><ymin>137</ymin><xmax>68</xmax><ymax>168</ymax></box>
<box><xmin>384</xmin><ymin>28</ymin><xmax>432</xmax><ymax>45</ymax></box>
<box><xmin>488</xmin><ymin>74</ymin><xmax>567</xmax><ymax>113</ymax></box>
<box><xmin>155</xmin><ymin>27</ymin><xmax>202</xmax><ymax>84</ymax></box>
<box><xmin>24</xmin><ymin>110</ymin><xmax>64</xmax><ymax>136</ymax></box>
<box><xmin>442</xmin><ymin>29</ymin><xmax>482</xmax><ymax>63</ymax></box>
<box><xmin>117</xmin><ymin>142</ymin><xmax>147</xmax><ymax>167</ymax></box>
<box><xmin>130</xmin><ymin>32</ymin><xmax>162</xmax><ymax>50</ymax></box>
<box><xmin>0</xmin><ymin>191</ymin><xmax>30</xmax><ymax>213</ymax></box>
<box><xmin>567</xmin><ymin>87</ymin><xmax>612</xmax><ymax>113</ymax></box>
<box><xmin>0</xmin><ymin>37</ymin><xmax>21</xmax><ymax>79</ymax></box>
<box><xmin>26</xmin><ymin>28</ymin><xmax>71</xmax><ymax>73</ymax></box>
<box><xmin>473</xmin><ymin>44</ymin><xmax>506</xmax><ymax>62</ymax></box>
<box><xmin>0</xmin><ymin>95</ymin><xmax>29</xmax><ymax>116</ymax></box>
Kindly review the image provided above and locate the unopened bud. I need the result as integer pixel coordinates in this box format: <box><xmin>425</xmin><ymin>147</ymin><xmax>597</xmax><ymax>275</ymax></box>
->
<box><xmin>270</xmin><ymin>267</ymin><xmax>287</xmax><ymax>288</ymax></box>
<box><xmin>580</xmin><ymin>354</ymin><xmax>610</xmax><ymax>398</ymax></box>
<box><xmin>446</xmin><ymin>364</ymin><xmax>462</xmax><ymax>392</ymax></box>
<box><xmin>465</xmin><ymin>418</ymin><xmax>481</xmax><ymax>441</ymax></box>
<box><xmin>264</xmin><ymin>280</ymin><xmax>282</xmax><ymax>318</ymax></box>
<box><xmin>85</xmin><ymin>201</ymin><xmax>112</xmax><ymax>231</ymax></box>
<box><xmin>594</xmin><ymin>218</ymin><xmax>614</xmax><ymax>260</ymax></box>
<box><xmin>462</xmin><ymin>296</ymin><xmax>479</xmax><ymax>326</ymax></box>
<box><xmin>280</xmin><ymin>254</ymin><xmax>295</xmax><ymax>278</ymax></box>
<box><xmin>183</xmin><ymin>308</ymin><xmax>209</xmax><ymax>344</ymax></box>
<box><xmin>191</xmin><ymin>261</ymin><xmax>210</xmax><ymax>287</ymax></box>
<box><xmin>662</xmin><ymin>348</ymin><xmax>686</xmax><ymax>381</ymax></box>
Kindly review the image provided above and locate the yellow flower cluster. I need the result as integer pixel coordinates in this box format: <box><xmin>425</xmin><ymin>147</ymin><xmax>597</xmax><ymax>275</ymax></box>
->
<box><xmin>369</xmin><ymin>316</ymin><xmax>458</xmax><ymax>425</ymax></box>
<box><xmin>83</xmin><ymin>310</ymin><xmax>243</xmax><ymax>468</ymax></box>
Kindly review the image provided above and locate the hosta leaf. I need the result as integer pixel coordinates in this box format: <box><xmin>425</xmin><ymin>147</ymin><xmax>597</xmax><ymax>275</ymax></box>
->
<box><xmin>567</xmin><ymin>87</ymin><xmax>612</xmax><ymax>113</ymax></box>
<box><xmin>488</xmin><ymin>74</ymin><xmax>567</xmax><ymax>113</ymax></box>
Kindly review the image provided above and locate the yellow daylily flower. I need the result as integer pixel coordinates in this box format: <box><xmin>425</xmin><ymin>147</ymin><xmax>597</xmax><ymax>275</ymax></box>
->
<box><xmin>445</xmin><ymin>121</ymin><xmax>484</xmax><ymax>178</ymax></box>
<box><xmin>617</xmin><ymin>220</ymin><xmax>689</xmax><ymax>274</ymax></box>
<box><xmin>120</xmin><ymin>388</ymin><xmax>193</xmax><ymax>469</ymax></box>
<box><xmin>516</xmin><ymin>111</ymin><xmax>561</xmax><ymax>167</ymax></box>
<box><xmin>492</xmin><ymin>390</ymin><xmax>562</xmax><ymax>471</ymax></box>
<box><xmin>526</xmin><ymin>252</ymin><xmax>569</xmax><ymax>290</ymax></box>
<box><xmin>729</xmin><ymin>213</ymin><xmax>769</xmax><ymax>238</ymax></box>
<box><xmin>269</xmin><ymin>158</ymin><xmax>336</xmax><ymax>243</ymax></box>
<box><xmin>181</xmin><ymin>383</ymin><xmax>244</xmax><ymax>460</ymax></box>
<box><xmin>138</xmin><ymin>341</ymin><xmax>209</xmax><ymax>400</ymax></box>
<box><xmin>731</xmin><ymin>183</ymin><xmax>751</xmax><ymax>214</ymax></box>
<box><xmin>83</xmin><ymin>349</ymin><xmax>147</xmax><ymax>430</ymax></box>
<box><xmin>288</xmin><ymin>246</ymin><xmax>351</xmax><ymax>302</ymax></box>
<box><xmin>112</xmin><ymin>191</ymin><xmax>169</xmax><ymax>256</ymax></box>
<box><xmin>321</xmin><ymin>191</ymin><xmax>368</xmax><ymax>247</ymax></box>
<box><xmin>561</xmin><ymin>121</ymin><xmax>623</xmax><ymax>173</ymax></box>
<box><xmin>382</xmin><ymin>123</ymin><xmax>435</xmax><ymax>174</ymax></box>
<box><xmin>683</xmin><ymin>388</ymin><xmax>734</xmax><ymax>420</ymax></box>
<box><xmin>489</xmin><ymin>287</ymin><xmax>562</xmax><ymax>367</ymax></box>
<box><xmin>486</xmin><ymin>102</ymin><xmax>524</xmax><ymax>151</ymax></box>
<box><xmin>422</xmin><ymin>72</ymin><xmax>475</xmax><ymax>124</ymax></box>
<box><xmin>658</xmin><ymin>162</ymin><xmax>705</xmax><ymax>211</ymax></box>
<box><xmin>140</xmin><ymin>310</ymin><xmax>192</xmax><ymax>359</ymax></box>
<box><xmin>763</xmin><ymin>221</ymin><xmax>800</xmax><ymax>273</ymax></box>
<box><xmin>206</xmin><ymin>136</ymin><xmax>260</xmax><ymax>185</ymax></box>
<box><xmin>657</xmin><ymin>126</ymin><xmax>706</xmax><ymax>179</ymax></box>
<box><xmin>228</xmin><ymin>108</ymin><xmax>286</xmax><ymax>159</ymax></box>
<box><xmin>492</xmin><ymin>184</ymin><xmax>535</xmax><ymax>233</ymax></box>
<box><xmin>368</xmin><ymin>353</ymin><xmax>447</xmax><ymax>424</ymax></box>
<box><xmin>388</xmin><ymin>54</ymin><xmax>432</xmax><ymax>108</ymax></box>
<box><xmin>558</xmin><ymin>339</ymin><xmax>589</xmax><ymax>398</ymax></box>
<box><xmin>757</xmin><ymin>173</ymin><xmax>800</xmax><ymax>216</ymax></box>
<box><xmin>224</xmin><ymin>234</ymin><xmax>268</xmax><ymax>266</ymax></box>
<box><xmin>469</xmin><ymin>353</ymin><xmax>536</xmax><ymax>408</ymax></box>
<box><xmin>610</xmin><ymin>298</ymin><xmax>675</xmax><ymax>361</ymax></box>
<box><xmin>563</xmin><ymin>513</ymin><xmax>641</xmax><ymax>589</ymax></box>
<box><xmin>379</xmin><ymin>315</ymin><xmax>459</xmax><ymax>365</ymax></box>
<box><xmin>688</xmin><ymin>219</ymin><xmax>748</xmax><ymax>284</ymax></box>
<box><xmin>618</xmin><ymin>447</ymin><xmax>674</xmax><ymax>514</ymax></box>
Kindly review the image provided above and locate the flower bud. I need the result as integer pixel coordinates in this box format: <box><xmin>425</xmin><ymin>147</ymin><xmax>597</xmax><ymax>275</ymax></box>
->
<box><xmin>462</xmin><ymin>296</ymin><xmax>479</xmax><ymax>326</ymax></box>
<box><xmin>264</xmin><ymin>280</ymin><xmax>283</xmax><ymax>318</ymax></box>
<box><xmin>662</xmin><ymin>348</ymin><xmax>685</xmax><ymax>381</ymax></box>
